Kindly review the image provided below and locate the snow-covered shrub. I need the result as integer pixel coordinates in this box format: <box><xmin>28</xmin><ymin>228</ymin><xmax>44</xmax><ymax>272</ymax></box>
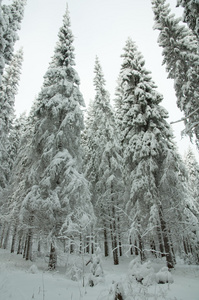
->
<box><xmin>68</xmin><ymin>264</ymin><xmax>82</xmax><ymax>281</ymax></box>
<box><xmin>28</xmin><ymin>264</ymin><xmax>39</xmax><ymax>274</ymax></box>
<box><xmin>108</xmin><ymin>281</ymin><xmax>126</xmax><ymax>300</ymax></box>
<box><xmin>88</xmin><ymin>249</ymin><xmax>104</xmax><ymax>287</ymax></box>
<box><xmin>155</xmin><ymin>267</ymin><xmax>174</xmax><ymax>284</ymax></box>
<box><xmin>128</xmin><ymin>258</ymin><xmax>155</xmax><ymax>286</ymax></box>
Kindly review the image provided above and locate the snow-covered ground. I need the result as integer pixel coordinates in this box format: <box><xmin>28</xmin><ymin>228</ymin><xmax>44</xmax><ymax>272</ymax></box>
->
<box><xmin>0</xmin><ymin>249</ymin><xmax>199</xmax><ymax>300</ymax></box>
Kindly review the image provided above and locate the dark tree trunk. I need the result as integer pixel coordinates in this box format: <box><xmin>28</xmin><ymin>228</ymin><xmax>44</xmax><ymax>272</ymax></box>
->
<box><xmin>86</xmin><ymin>235</ymin><xmax>90</xmax><ymax>253</ymax></box>
<box><xmin>104</xmin><ymin>224</ymin><xmax>109</xmax><ymax>257</ymax></box>
<box><xmin>25</xmin><ymin>215</ymin><xmax>34</xmax><ymax>261</ymax></box>
<box><xmin>159</xmin><ymin>207</ymin><xmax>175</xmax><ymax>269</ymax></box>
<box><xmin>117</xmin><ymin>217</ymin><xmax>122</xmax><ymax>257</ymax></box>
<box><xmin>110</xmin><ymin>219</ymin><xmax>119</xmax><ymax>265</ymax></box>
<box><xmin>157</xmin><ymin>224</ymin><xmax>165</xmax><ymax>257</ymax></box>
<box><xmin>129</xmin><ymin>236</ymin><xmax>134</xmax><ymax>255</ymax></box>
<box><xmin>135</xmin><ymin>240</ymin><xmax>139</xmax><ymax>256</ymax></box>
<box><xmin>23</xmin><ymin>236</ymin><xmax>27</xmax><ymax>258</ymax></box>
<box><xmin>48</xmin><ymin>243</ymin><xmax>57</xmax><ymax>270</ymax></box>
<box><xmin>17</xmin><ymin>234</ymin><xmax>23</xmax><ymax>254</ymax></box>
<box><xmin>150</xmin><ymin>240</ymin><xmax>157</xmax><ymax>257</ymax></box>
<box><xmin>138</xmin><ymin>234</ymin><xmax>145</xmax><ymax>262</ymax></box>
<box><xmin>26</xmin><ymin>229</ymin><xmax>33</xmax><ymax>261</ymax></box>
<box><xmin>11</xmin><ymin>225</ymin><xmax>18</xmax><ymax>253</ymax></box>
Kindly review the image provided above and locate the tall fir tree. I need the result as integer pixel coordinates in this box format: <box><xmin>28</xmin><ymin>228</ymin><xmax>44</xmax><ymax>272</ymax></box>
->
<box><xmin>0</xmin><ymin>48</ymin><xmax>23</xmax><ymax>250</ymax></box>
<box><xmin>20</xmin><ymin>6</ymin><xmax>94</xmax><ymax>267</ymax></box>
<box><xmin>151</xmin><ymin>0</ymin><xmax>199</xmax><ymax>148</ymax></box>
<box><xmin>0</xmin><ymin>48</ymin><xmax>23</xmax><ymax>190</ymax></box>
<box><xmin>183</xmin><ymin>148</ymin><xmax>199</xmax><ymax>262</ymax></box>
<box><xmin>0</xmin><ymin>0</ymin><xmax>26</xmax><ymax>84</ymax></box>
<box><xmin>115</xmin><ymin>38</ymin><xmax>188</xmax><ymax>268</ymax></box>
<box><xmin>83</xmin><ymin>57</ymin><xmax>124</xmax><ymax>265</ymax></box>
<box><xmin>177</xmin><ymin>0</ymin><xmax>199</xmax><ymax>42</ymax></box>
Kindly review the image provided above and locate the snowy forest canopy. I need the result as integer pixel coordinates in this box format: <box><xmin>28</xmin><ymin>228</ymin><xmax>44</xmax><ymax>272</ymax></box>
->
<box><xmin>0</xmin><ymin>0</ymin><xmax>199</xmax><ymax>273</ymax></box>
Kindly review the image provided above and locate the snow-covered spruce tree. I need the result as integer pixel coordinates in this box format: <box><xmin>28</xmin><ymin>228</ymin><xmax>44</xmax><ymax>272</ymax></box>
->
<box><xmin>20</xmin><ymin>7</ymin><xmax>94</xmax><ymax>267</ymax></box>
<box><xmin>0</xmin><ymin>48</ymin><xmax>23</xmax><ymax>191</ymax></box>
<box><xmin>183</xmin><ymin>148</ymin><xmax>199</xmax><ymax>263</ymax></box>
<box><xmin>177</xmin><ymin>0</ymin><xmax>199</xmax><ymax>42</ymax></box>
<box><xmin>83</xmin><ymin>57</ymin><xmax>124</xmax><ymax>265</ymax></box>
<box><xmin>0</xmin><ymin>0</ymin><xmax>26</xmax><ymax>84</ymax></box>
<box><xmin>151</xmin><ymin>0</ymin><xmax>199</xmax><ymax>148</ymax></box>
<box><xmin>0</xmin><ymin>49</ymin><xmax>23</xmax><ymax>249</ymax></box>
<box><xmin>115</xmin><ymin>38</ymin><xmax>187</xmax><ymax>269</ymax></box>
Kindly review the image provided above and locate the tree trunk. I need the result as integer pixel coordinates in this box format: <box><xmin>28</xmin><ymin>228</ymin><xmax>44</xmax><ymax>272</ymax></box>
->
<box><xmin>117</xmin><ymin>217</ymin><xmax>122</xmax><ymax>257</ymax></box>
<box><xmin>135</xmin><ymin>240</ymin><xmax>139</xmax><ymax>256</ymax></box>
<box><xmin>17</xmin><ymin>234</ymin><xmax>23</xmax><ymax>254</ymax></box>
<box><xmin>138</xmin><ymin>234</ymin><xmax>145</xmax><ymax>262</ymax></box>
<box><xmin>159</xmin><ymin>207</ymin><xmax>175</xmax><ymax>269</ymax></box>
<box><xmin>0</xmin><ymin>223</ymin><xmax>5</xmax><ymax>248</ymax></box>
<box><xmin>129</xmin><ymin>236</ymin><xmax>134</xmax><ymax>255</ymax></box>
<box><xmin>70</xmin><ymin>236</ymin><xmax>74</xmax><ymax>254</ymax></box>
<box><xmin>48</xmin><ymin>243</ymin><xmax>57</xmax><ymax>270</ymax></box>
<box><xmin>3</xmin><ymin>225</ymin><xmax>10</xmax><ymax>249</ymax></box>
<box><xmin>157</xmin><ymin>224</ymin><xmax>165</xmax><ymax>257</ymax></box>
<box><xmin>25</xmin><ymin>215</ymin><xmax>34</xmax><ymax>261</ymax></box>
<box><xmin>110</xmin><ymin>219</ymin><xmax>119</xmax><ymax>265</ymax></box>
<box><xmin>11</xmin><ymin>225</ymin><xmax>18</xmax><ymax>253</ymax></box>
<box><xmin>103</xmin><ymin>223</ymin><xmax>109</xmax><ymax>257</ymax></box>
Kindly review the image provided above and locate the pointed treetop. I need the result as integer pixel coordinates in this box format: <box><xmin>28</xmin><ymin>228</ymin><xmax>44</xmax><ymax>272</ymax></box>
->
<box><xmin>52</xmin><ymin>4</ymin><xmax>75</xmax><ymax>67</ymax></box>
<box><xmin>93</xmin><ymin>56</ymin><xmax>106</xmax><ymax>93</ymax></box>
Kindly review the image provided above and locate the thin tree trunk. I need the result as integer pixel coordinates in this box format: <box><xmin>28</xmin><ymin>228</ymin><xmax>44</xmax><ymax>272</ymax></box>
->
<box><xmin>159</xmin><ymin>207</ymin><xmax>175</xmax><ymax>269</ymax></box>
<box><xmin>0</xmin><ymin>223</ymin><xmax>5</xmax><ymax>248</ymax></box>
<box><xmin>25</xmin><ymin>215</ymin><xmax>34</xmax><ymax>261</ymax></box>
<box><xmin>135</xmin><ymin>240</ymin><xmax>139</xmax><ymax>256</ymax></box>
<box><xmin>11</xmin><ymin>224</ymin><xmax>18</xmax><ymax>253</ymax></box>
<box><xmin>129</xmin><ymin>236</ymin><xmax>133</xmax><ymax>255</ymax></box>
<box><xmin>17</xmin><ymin>233</ymin><xmax>23</xmax><ymax>254</ymax></box>
<box><xmin>138</xmin><ymin>233</ymin><xmax>145</xmax><ymax>262</ymax></box>
<box><xmin>48</xmin><ymin>243</ymin><xmax>57</xmax><ymax>270</ymax></box>
<box><xmin>23</xmin><ymin>236</ymin><xmax>27</xmax><ymax>258</ymax></box>
<box><xmin>70</xmin><ymin>236</ymin><xmax>74</xmax><ymax>254</ymax></box>
<box><xmin>103</xmin><ymin>223</ymin><xmax>109</xmax><ymax>257</ymax></box>
<box><xmin>117</xmin><ymin>216</ymin><xmax>122</xmax><ymax>257</ymax></box>
<box><xmin>3</xmin><ymin>225</ymin><xmax>10</xmax><ymax>249</ymax></box>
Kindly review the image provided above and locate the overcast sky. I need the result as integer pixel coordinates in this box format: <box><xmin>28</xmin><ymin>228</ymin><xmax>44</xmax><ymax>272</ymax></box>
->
<box><xmin>2</xmin><ymin>0</ymin><xmax>199</xmax><ymax>158</ymax></box>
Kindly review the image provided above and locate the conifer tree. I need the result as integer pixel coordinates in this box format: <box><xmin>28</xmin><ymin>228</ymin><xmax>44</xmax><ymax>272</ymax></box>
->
<box><xmin>20</xmin><ymin>6</ymin><xmax>94</xmax><ymax>266</ymax></box>
<box><xmin>177</xmin><ymin>0</ymin><xmax>199</xmax><ymax>42</ymax></box>
<box><xmin>0</xmin><ymin>48</ymin><xmax>23</xmax><ymax>191</ymax></box>
<box><xmin>115</xmin><ymin>38</ymin><xmax>187</xmax><ymax>268</ymax></box>
<box><xmin>151</xmin><ymin>0</ymin><xmax>199</xmax><ymax>148</ymax></box>
<box><xmin>183</xmin><ymin>148</ymin><xmax>199</xmax><ymax>262</ymax></box>
<box><xmin>0</xmin><ymin>0</ymin><xmax>26</xmax><ymax>84</ymax></box>
<box><xmin>83</xmin><ymin>57</ymin><xmax>124</xmax><ymax>265</ymax></box>
<box><xmin>0</xmin><ymin>49</ymin><xmax>23</xmax><ymax>250</ymax></box>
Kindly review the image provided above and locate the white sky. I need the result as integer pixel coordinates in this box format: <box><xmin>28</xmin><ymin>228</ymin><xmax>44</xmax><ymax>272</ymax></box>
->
<box><xmin>2</xmin><ymin>0</ymin><xmax>199</xmax><ymax>159</ymax></box>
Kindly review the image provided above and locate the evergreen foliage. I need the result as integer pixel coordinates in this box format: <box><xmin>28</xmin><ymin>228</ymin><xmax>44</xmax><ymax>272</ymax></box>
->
<box><xmin>152</xmin><ymin>0</ymin><xmax>199</xmax><ymax>147</ymax></box>
<box><xmin>83</xmin><ymin>57</ymin><xmax>124</xmax><ymax>264</ymax></box>
<box><xmin>177</xmin><ymin>0</ymin><xmax>199</xmax><ymax>41</ymax></box>
<box><xmin>18</xmin><ymin>6</ymin><xmax>94</xmax><ymax>264</ymax></box>
<box><xmin>0</xmin><ymin>0</ymin><xmax>26</xmax><ymax>84</ymax></box>
<box><xmin>0</xmin><ymin>48</ymin><xmax>23</xmax><ymax>190</ymax></box>
<box><xmin>115</xmin><ymin>38</ymin><xmax>189</xmax><ymax>268</ymax></box>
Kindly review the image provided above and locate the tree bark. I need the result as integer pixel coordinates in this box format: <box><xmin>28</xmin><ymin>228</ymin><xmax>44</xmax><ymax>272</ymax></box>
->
<box><xmin>103</xmin><ymin>223</ymin><xmax>109</xmax><ymax>257</ymax></box>
<box><xmin>48</xmin><ymin>243</ymin><xmax>57</xmax><ymax>270</ymax></box>
<box><xmin>3</xmin><ymin>225</ymin><xmax>10</xmax><ymax>249</ymax></box>
<box><xmin>159</xmin><ymin>206</ymin><xmax>175</xmax><ymax>269</ymax></box>
<box><xmin>11</xmin><ymin>225</ymin><xmax>18</xmax><ymax>253</ymax></box>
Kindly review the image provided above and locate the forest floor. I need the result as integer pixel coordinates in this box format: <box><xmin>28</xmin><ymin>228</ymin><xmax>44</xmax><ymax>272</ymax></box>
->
<box><xmin>0</xmin><ymin>249</ymin><xmax>199</xmax><ymax>300</ymax></box>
